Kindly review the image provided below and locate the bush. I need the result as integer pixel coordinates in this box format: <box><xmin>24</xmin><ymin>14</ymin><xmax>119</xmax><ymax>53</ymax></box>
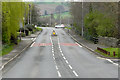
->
<box><xmin>84</xmin><ymin>11</ymin><xmax>115</xmax><ymax>38</ymax></box>
<box><xmin>25</xmin><ymin>24</ymin><xmax>35</xmax><ymax>32</ymax></box>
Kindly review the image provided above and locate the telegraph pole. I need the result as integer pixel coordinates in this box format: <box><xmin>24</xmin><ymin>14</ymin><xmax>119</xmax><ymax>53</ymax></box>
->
<box><xmin>59</xmin><ymin>10</ymin><xmax>61</xmax><ymax>24</ymax></box>
<box><xmin>81</xmin><ymin>0</ymin><xmax>84</xmax><ymax>37</ymax></box>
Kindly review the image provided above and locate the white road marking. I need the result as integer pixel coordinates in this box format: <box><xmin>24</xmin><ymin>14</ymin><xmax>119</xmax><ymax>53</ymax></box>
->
<box><xmin>33</xmin><ymin>38</ymin><xmax>36</xmax><ymax>41</ymax></box>
<box><xmin>52</xmin><ymin>46</ymin><xmax>53</xmax><ymax>48</ymax></box>
<box><xmin>106</xmin><ymin>59</ymin><xmax>113</xmax><ymax>63</ymax></box>
<box><xmin>53</xmin><ymin>53</ymin><xmax>54</xmax><ymax>56</ymax></box>
<box><xmin>69</xmin><ymin>65</ymin><xmax>73</xmax><ymax>69</ymax></box>
<box><xmin>97</xmin><ymin>57</ymin><xmax>107</xmax><ymax>60</ymax></box>
<box><xmin>98</xmin><ymin>57</ymin><xmax>119</xmax><ymax>66</ymax></box>
<box><xmin>52</xmin><ymin>50</ymin><xmax>54</xmax><ymax>53</ymax></box>
<box><xmin>61</xmin><ymin>53</ymin><xmax>64</xmax><ymax>56</ymax></box>
<box><xmin>75</xmin><ymin>42</ymin><xmax>82</xmax><ymax>47</ymax></box>
<box><xmin>56</xmin><ymin>66</ymin><xmax>58</xmax><ymax>70</ymax></box>
<box><xmin>52</xmin><ymin>48</ymin><xmax>54</xmax><ymax>51</ymax></box>
<box><xmin>30</xmin><ymin>42</ymin><xmax>35</xmax><ymax>47</ymax></box>
<box><xmin>53</xmin><ymin>57</ymin><xmax>55</xmax><ymax>60</ymax></box>
<box><xmin>50</xmin><ymin>36</ymin><xmax>53</xmax><ymax>43</ymax></box>
<box><xmin>60</xmin><ymin>50</ymin><xmax>62</xmax><ymax>53</ymax></box>
<box><xmin>63</xmin><ymin>57</ymin><xmax>66</xmax><ymax>60</ymax></box>
<box><xmin>57</xmin><ymin>71</ymin><xmax>62</xmax><ymax>77</ymax></box>
<box><xmin>73</xmin><ymin>70</ymin><xmax>78</xmax><ymax>77</ymax></box>
<box><xmin>65</xmin><ymin>60</ymin><xmax>69</xmax><ymax>64</ymax></box>
<box><xmin>113</xmin><ymin>63</ymin><xmax>119</xmax><ymax>66</ymax></box>
<box><xmin>58</xmin><ymin>46</ymin><xmax>60</xmax><ymax>48</ymax></box>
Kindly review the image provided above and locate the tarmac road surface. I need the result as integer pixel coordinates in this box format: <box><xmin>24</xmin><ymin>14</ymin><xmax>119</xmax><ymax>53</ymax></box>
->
<box><xmin>3</xmin><ymin>27</ymin><xmax>118</xmax><ymax>78</ymax></box>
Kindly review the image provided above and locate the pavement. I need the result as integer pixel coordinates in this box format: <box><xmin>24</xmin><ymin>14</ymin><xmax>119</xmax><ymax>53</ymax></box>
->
<box><xmin>0</xmin><ymin>31</ymin><xmax>42</xmax><ymax>71</ymax></box>
<box><xmin>2</xmin><ymin>27</ymin><xmax>119</xmax><ymax>78</ymax></box>
<box><xmin>65</xmin><ymin>29</ymin><xmax>108</xmax><ymax>51</ymax></box>
<box><xmin>64</xmin><ymin>29</ymin><xmax>120</xmax><ymax>62</ymax></box>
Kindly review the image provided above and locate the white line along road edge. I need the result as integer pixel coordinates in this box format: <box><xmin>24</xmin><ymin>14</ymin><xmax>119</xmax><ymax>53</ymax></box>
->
<box><xmin>30</xmin><ymin>42</ymin><xmax>35</xmax><ymax>47</ymax></box>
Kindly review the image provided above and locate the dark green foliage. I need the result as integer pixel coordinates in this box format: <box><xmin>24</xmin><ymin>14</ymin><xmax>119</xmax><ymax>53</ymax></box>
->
<box><xmin>25</xmin><ymin>24</ymin><xmax>35</xmax><ymax>31</ymax></box>
<box><xmin>84</xmin><ymin>11</ymin><xmax>115</xmax><ymax>38</ymax></box>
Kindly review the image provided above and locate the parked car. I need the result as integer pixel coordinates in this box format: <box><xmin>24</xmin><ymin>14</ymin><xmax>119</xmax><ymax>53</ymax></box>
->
<box><xmin>55</xmin><ymin>24</ymin><xmax>65</xmax><ymax>28</ymax></box>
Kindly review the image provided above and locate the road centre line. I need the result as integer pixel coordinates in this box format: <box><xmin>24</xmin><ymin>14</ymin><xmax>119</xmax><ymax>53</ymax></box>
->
<box><xmin>56</xmin><ymin>66</ymin><xmax>58</xmax><ymax>70</ymax></box>
<box><xmin>65</xmin><ymin>60</ymin><xmax>69</xmax><ymax>64</ymax></box>
<box><xmin>69</xmin><ymin>65</ymin><xmax>73</xmax><ymax>69</ymax></box>
<box><xmin>73</xmin><ymin>70</ymin><xmax>79</xmax><ymax>77</ymax></box>
<box><xmin>63</xmin><ymin>57</ymin><xmax>66</xmax><ymax>60</ymax></box>
<box><xmin>53</xmin><ymin>53</ymin><xmax>54</xmax><ymax>56</ymax></box>
<box><xmin>53</xmin><ymin>56</ymin><xmax>55</xmax><ymax>60</ymax></box>
<box><xmin>61</xmin><ymin>53</ymin><xmax>64</xmax><ymax>56</ymax></box>
<box><xmin>52</xmin><ymin>50</ymin><xmax>54</xmax><ymax>53</ymax></box>
<box><xmin>57</xmin><ymin>71</ymin><xmax>62</xmax><ymax>77</ymax></box>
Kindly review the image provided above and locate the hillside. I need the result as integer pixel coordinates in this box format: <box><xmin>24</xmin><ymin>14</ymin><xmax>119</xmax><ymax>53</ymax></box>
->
<box><xmin>34</xmin><ymin>2</ymin><xmax>69</xmax><ymax>15</ymax></box>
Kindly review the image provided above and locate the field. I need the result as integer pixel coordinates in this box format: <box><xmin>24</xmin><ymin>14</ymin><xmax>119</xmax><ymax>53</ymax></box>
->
<box><xmin>41</xmin><ymin>12</ymin><xmax>71</xmax><ymax>19</ymax></box>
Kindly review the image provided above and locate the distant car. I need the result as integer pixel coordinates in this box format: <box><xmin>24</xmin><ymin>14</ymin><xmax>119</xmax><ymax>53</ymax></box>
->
<box><xmin>55</xmin><ymin>24</ymin><xmax>65</xmax><ymax>28</ymax></box>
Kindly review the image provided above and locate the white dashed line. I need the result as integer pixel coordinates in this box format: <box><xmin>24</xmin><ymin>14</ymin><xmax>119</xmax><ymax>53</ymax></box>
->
<box><xmin>52</xmin><ymin>50</ymin><xmax>54</xmax><ymax>53</ymax></box>
<box><xmin>68</xmin><ymin>65</ymin><xmax>73</xmax><ymax>69</ymax></box>
<box><xmin>52</xmin><ymin>48</ymin><xmax>54</xmax><ymax>51</ymax></box>
<box><xmin>61</xmin><ymin>53</ymin><xmax>64</xmax><ymax>57</ymax></box>
<box><xmin>30</xmin><ymin>42</ymin><xmax>35</xmax><ymax>47</ymax></box>
<box><xmin>53</xmin><ymin>53</ymin><xmax>54</xmax><ymax>56</ymax></box>
<box><xmin>53</xmin><ymin>57</ymin><xmax>55</xmax><ymax>60</ymax></box>
<box><xmin>73</xmin><ymin>70</ymin><xmax>78</xmax><ymax>77</ymax></box>
<box><xmin>57</xmin><ymin>71</ymin><xmax>62</xmax><ymax>77</ymax></box>
<box><xmin>60</xmin><ymin>50</ymin><xmax>63</xmax><ymax>53</ymax></box>
<box><xmin>56</xmin><ymin>66</ymin><xmax>58</xmax><ymax>70</ymax></box>
<box><xmin>65</xmin><ymin>60</ymin><xmax>69</xmax><ymax>64</ymax></box>
<box><xmin>63</xmin><ymin>57</ymin><xmax>66</xmax><ymax>60</ymax></box>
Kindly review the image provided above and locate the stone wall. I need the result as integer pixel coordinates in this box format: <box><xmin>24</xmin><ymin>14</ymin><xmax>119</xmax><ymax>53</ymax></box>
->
<box><xmin>98</xmin><ymin>36</ymin><xmax>119</xmax><ymax>47</ymax></box>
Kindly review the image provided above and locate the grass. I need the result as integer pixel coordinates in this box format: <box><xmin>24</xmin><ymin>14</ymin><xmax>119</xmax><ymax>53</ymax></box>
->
<box><xmin>0</xmin><ymin>44</ymin><xmax>14</xmax><ymax>56</ymax></box>
<box><xmin>41</xmin><ymin>12</ymin><xmax>71</xmax><ymax>19</ymax></box>
<box><xmin>65</xmin><ymin>27</ymin><xmax>72</xmax><ymax>30</ymax></box>
<box><xmin>95</xmin><ymin>48</ymin><xmax>120</xmax><ymax>58</ymax></box>
<box><xmin>36</xmin><ymin>27</ymin><xmax>42</xmax><ymax>31</ymax></box>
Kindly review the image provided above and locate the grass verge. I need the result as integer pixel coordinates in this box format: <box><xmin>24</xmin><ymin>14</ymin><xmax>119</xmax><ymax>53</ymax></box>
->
<box><xmin>95</xmin><ymin>48</ymin><xmax>120</xmax><ymax>58</ymax></box>
<box><xmin>0</xmin><ymin>44</ymin><xmax>15</xmax><ymax>56</ymax></box>
<box><xmin>36</xmin><ymin>27</ymin><xmax>42</xmax><ymax>31</ymax></box>
<box><xmin>65</xmin><ymin>27</ymin><xmax>72</xmax><ymax>30</ymax></box>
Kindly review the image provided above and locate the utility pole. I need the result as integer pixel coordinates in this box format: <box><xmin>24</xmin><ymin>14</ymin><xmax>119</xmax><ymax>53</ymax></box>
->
<box><xmin>81</xmin><ymin>0</ymin><xmax>84</xmax><ymax>37</ymax></box>
<box><xmin>50</xmin><ymin>14</ymin><xmax>51</xmax><ymax>26</ymax></box>
<box><xmin>29</xmin><ymin>4</ymin><xmax>32</xmax><ymax>24</ymax></box>
<box><xmin>59</xmin><ymin>10</ymin><xmax>61</xmax><ymax>24</ymax></box>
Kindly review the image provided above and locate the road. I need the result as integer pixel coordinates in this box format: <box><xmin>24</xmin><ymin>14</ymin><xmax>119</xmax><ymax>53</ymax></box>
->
<box><xmin>3</xmin><ymin>27</ymin><xmax>118</xmax><ymax>78</ymax></box>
